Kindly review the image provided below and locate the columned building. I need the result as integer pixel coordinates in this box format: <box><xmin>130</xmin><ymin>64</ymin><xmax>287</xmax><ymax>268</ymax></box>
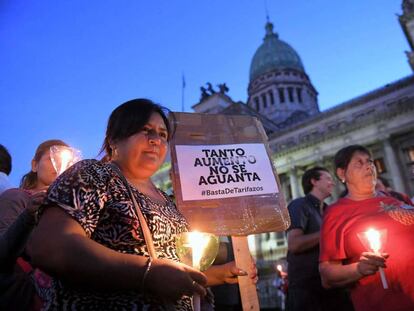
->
<box><xmin>247</xmin><ymin>22</ymin><xmax>319</xmax><ymax>126</ymax></box>
<box><xmin>153</xmin><ymin>2</ymin><xmax>414</xmax><ymax>308</ymax></box>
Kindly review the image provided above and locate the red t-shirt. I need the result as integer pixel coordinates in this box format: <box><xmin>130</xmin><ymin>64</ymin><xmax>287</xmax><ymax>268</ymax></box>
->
<box><xmin>320</xmin><ymin>196</ymin><xmax>414</xmax><ymax>311</ymax></box>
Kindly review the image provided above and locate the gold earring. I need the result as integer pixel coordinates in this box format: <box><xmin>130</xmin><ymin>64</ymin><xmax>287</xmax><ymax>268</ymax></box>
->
<box><xmin>111</xmin><ymin>146</ymin><xmax>118</xmax><ymax>158</ymax></box>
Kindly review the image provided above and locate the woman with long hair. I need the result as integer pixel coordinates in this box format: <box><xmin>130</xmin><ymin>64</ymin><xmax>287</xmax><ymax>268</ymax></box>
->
<box><xmin>0</xmin><ymin>139</ymin><xmax>70</xmax><ymax>310</ymax></box>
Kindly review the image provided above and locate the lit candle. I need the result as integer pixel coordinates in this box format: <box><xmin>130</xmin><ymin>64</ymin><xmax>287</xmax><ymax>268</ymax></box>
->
<box><xmin>186</xmin><ymin>231</ymin><xmax>215</xmax><ymax>311</ymax></box>
<box><xmin>365</xmin><ymin>228</ymin><xmax>388</xmax><ymax>289</ymax></box>
<box><xmin>57</xmin><ymin>148</ymin><xmax>74</xmax><ymax>175</ymax></box>
<box><xmin>50</xmin><ymin>146</ymin><xmax>81</xmax><ymax>176</ymax></box>
<box><xmin>188</xmin><ymin>231</ymin><xmax>211</xmax><ymax>270</ymax></box>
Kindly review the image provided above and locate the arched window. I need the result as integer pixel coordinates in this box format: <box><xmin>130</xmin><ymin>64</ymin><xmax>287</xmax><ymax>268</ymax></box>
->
<box><xmin>254</xmin><ymin>97</ymin><xmax>260</xmax><ymax>111</ymax></box>
<box><xmin>269</xmin><ymin>90</ymin><xmax>275</xmax><ymax>105</ymax></box>
<box><xmin>287</xmin><ymin>87</ymin><xmax>294</xmax><ymax>102</ymax></box>
<box><xmin>261</xmin><ymin>94</ymin><xmax>267</xmax><ymax>108</ymax></box>
<box><xmin>296</xmin><ymin>88</ymin><xmax>302</xmax><ymax>103</ymax></box>
<box><xmin>278</xmin><ymin>88</ymin><xmax>285</xmax><ymax>103</ymax></box>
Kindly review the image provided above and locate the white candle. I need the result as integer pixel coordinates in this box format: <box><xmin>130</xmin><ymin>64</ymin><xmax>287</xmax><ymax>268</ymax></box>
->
<box><xmin>365</xmin><ymin>228</ymin><xmax>388</xmax><ymax>289</ymax></box>
<box><xmin>188</xmin><ymin>232</ymin><xmax>211</xmax><ymax>311</ymax></box>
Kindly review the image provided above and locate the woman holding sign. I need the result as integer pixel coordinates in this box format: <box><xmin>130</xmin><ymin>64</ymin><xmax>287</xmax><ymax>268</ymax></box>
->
<box><xmin>29</xmin><ymin>99</ymin><xmax>256</xmax><ymax>310</ymax></box>
<box><xmin>319</xmin><ymin>145</ymin><xmax>414</xmax><ymax>311</ymax></box>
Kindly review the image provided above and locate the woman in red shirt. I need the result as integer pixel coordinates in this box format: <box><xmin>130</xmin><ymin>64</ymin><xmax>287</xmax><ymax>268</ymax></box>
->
<box><xmin>319</xmin><ymin>145</ymin><xmax>414</xmax><ymax>311</ymax></box>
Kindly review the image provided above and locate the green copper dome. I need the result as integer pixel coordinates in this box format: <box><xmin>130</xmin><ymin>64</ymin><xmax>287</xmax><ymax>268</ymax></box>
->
<box><xmin>249</xmin><ymin>22</ymin><xmax>304</xmax><ymax>81</ymax></box>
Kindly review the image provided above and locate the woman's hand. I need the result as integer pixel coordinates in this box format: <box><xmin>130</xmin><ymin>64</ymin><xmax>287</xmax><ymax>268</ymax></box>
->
<box><xmin>205</xmin><ymin>259</ymin><xmax>258</xmax><ymax>286</ymax></box>
<box><xmin>144</xmin><ymin>258</ymin><xmax>207</xmax><ymax>302</ymax></box>
<box><xmin>356</xmin><ymin>252</ymin><xmax>389</xmax><ymax>276</ymax></box>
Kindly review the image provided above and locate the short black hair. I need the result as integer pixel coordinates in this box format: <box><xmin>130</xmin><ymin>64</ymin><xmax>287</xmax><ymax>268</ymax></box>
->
<box><xmin>101</xmin><ymin>98</ymin><xmax>172</xmax><ymax>159</ymax></box>
<box><xmin>0</xmin><ymin>144</ymin><xmax>12</xmax><ymax>175</ymax></box>
<box><xmin>334</xmin><ymin>145</ymin><xmax>371</xmax><ymax>172</ymax></box>
<box><xmin>301</xmin><ymin>166</ymin><xmax>329</xmax><ymax>195</ymax></box>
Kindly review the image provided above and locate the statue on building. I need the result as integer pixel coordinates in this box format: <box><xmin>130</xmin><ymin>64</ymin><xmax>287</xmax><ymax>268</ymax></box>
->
<box><xmin>200</xmin><ymin>82</ymin><xmax>225</xmax><ymax>101</ymax></box>
<box><xmin>206</xmin><ymin>82</ymin><xmax>216</xmax><ymax>95</ymax></box>
<box><xmin>218</xmin><ymin>83</ymin><xmax>229</xmax><ymax>94</ymax></box>
<box><xmin>200</xmin><ymin>86</ymin><xmax>209</xmax><ymax>101</ymax></box>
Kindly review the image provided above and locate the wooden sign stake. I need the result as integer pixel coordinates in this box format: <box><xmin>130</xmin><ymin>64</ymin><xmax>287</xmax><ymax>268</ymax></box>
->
<box><xmin>232</xmin><ymin>236</ymin><xmax>260</xmax><ymax>311</ymax></box>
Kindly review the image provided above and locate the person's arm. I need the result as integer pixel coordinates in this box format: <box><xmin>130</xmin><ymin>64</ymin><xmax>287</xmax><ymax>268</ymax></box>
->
<box><xmin>0</xmin><ymin>209</ymin><xmax>37</xmax><ymax>269</ymax></box>
<box><xmin>0</xmin><ymin>190</ymin><xmax>45</xmax><ymax>270</ymax></box>
<box><xmin>319</xmin><ymin>252</ymin><xmax>388</xmax><ymax>288</ymax></box>
<box><xmin>28</xmin><ymin>206</ymin><xmax>207</xmax><ymax>301</ymax></box>
<box><xmin>287</xmin><ymin>228</ymin><xmax>319</xmax><ymax>254</ymax></box>
<box><xmin>0</xmin><ymin>189</ymin><xmax>31</xmax><ymax>236</ymax></box>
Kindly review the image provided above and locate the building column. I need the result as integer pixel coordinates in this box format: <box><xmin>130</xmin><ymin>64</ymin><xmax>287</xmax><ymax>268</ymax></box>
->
<box><xmin>383</xmin><ymin>138</ymin><xmax>405</xmax><ymax>192</ymax></box>
<box><xmin>289</xmin><ymin>167</ymin><xmax>301</xmax><ymax>199</ymax></box>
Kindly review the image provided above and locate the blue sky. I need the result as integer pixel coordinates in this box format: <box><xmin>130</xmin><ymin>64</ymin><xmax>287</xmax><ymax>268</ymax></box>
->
<box><xmin>0</xmin><ymin>0</ymin><xmax>411</xmax><ymax>186</ymax></box>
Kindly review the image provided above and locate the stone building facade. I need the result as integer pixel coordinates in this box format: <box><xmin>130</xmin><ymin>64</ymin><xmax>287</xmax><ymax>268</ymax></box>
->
<box><xmin>154</xmin><ymin>2</ymin><xmax>414</xmax><ymax>308</ymax></box>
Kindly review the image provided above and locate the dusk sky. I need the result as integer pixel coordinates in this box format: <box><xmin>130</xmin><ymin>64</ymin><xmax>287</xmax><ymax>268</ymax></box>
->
<box><xmin>0</xmin><ymin>1</ymin><xmax>411</xmax><ymax>186</ymax></box>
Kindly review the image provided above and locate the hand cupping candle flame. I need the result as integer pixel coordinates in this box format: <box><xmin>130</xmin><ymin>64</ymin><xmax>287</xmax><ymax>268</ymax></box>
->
<box><xmin>50</xmin><ymin>145</ymin><xmax>82</xmax><ymax>176</ymax></box>
<box><xmin>176</xmin><ymin>232</ymin><xmax>219</xmax><ymax>311</ymax></box>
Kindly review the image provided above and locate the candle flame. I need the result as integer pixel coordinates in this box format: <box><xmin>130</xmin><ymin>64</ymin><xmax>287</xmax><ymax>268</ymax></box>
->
<box><xmin>188</xmin><ymin>231</ymin><xmax>211</xmax><ymax>270</ymax></box>
<box><xmin>58</xmin><ymin>148</ymin><xmax>73</xmax><ymax>175</ymax></box>
<box><xmin>365</xmin><ymin>228</ymin><xmax>381</xmax><ymax>253</ymax></box>
<box><xmin>277</xmin><ymin>264</ymin><xmax>283</xmax><ymax>272</ymax></box>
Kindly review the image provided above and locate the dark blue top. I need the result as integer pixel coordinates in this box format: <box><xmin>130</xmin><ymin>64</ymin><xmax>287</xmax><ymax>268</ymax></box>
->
<box><xmin>286</xmin><ymin>193</ymin><xmax>325</xmax><ymax>289</ymax></box>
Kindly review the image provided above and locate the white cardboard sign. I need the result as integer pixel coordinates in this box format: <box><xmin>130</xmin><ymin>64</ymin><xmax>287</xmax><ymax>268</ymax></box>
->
<box><xmin>175</xmin><ymin>143</ymin><xmax>279</xmax><ymax>201</ymax></box>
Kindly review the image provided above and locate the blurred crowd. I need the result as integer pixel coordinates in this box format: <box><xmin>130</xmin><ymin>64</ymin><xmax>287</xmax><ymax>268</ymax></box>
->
<box><xmin>0</xmin><ymin>99</ymin><xmax>413</xmax><ymax>311</ymax></box>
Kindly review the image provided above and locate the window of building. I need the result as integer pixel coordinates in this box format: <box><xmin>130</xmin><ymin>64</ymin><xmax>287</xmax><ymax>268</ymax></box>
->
<box><xmin>261</xmin><ymin>93</ymin><xmax>267</xmax><ymax>108</ymax></box>
<box><xmin>254</xmin><ymin>97</ymin><xmax>260</xmax><ymax>111</ymax></box>
<box><xmin>269</xmin><ymin>90</ymin><xmax>275</xmax><ymax>105</ymax></box>
<box><xmin>278</xmin><ymin>88</ymin><xmax>285</xmax><ymax>103</ymax></box>
<box><xmin>374</xmin><ymin>158</ymin><xmax>386</xmax><ymax>174</ymax></box>
<box><xmin>287</xmin><ymin>87</ymin><xmax>294</xmax><ymax>102</ymax></box>
<box><xmin>296</xmin><ymin>88</ymin><xmax>302</xmax><ymax>103</ymax></box>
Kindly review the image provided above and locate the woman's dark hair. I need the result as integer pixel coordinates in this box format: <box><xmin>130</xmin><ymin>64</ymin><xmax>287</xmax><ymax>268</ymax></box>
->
<box><xmin>20</xmin><ymin>139</ymin><xmax>69</xmax><ymax>190</ymax></box>
<box><xmin>100</xmin><ymin>98</ymin><xmax>172</xmax><ymax>159</ymax></box>
<box><xmin>334</xmin><ymin>144</ymin><xmax>372</xmax><ymax>171</ymax></box>
<box><xmin>301</xmin><ymin>166</ymin><xmax>329</xmax><ymax>195</ymax></box>
<box><xmin>0</xmin><ymin>144</ymin><xmax>12</xmax><ymax>175</ymax></box>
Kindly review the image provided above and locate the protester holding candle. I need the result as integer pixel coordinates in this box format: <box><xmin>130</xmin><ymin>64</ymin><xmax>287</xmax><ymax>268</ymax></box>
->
<box><xmin>319</xmin><ymin>145</ymin><xmax>414</xmax><ymax>311</ymax></box>
<box><xmin>29</xmin><ymin>99</ymin><xmax>256</xmax><ymax>310</ymax></box>
<box><xmin>0</xmin><ymin>139</ymin><xmax>70</xmax><ymax>310</ymax></box>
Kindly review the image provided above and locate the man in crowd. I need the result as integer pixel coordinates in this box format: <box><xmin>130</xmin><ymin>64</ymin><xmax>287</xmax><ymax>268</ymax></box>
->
<box><xmin>0</xmin><ymin>144</ymin><xmax>13</xmax><ymax>195</ymax></box>
<box><xmin>286</xmin><ymin>166</ymin><xmax>353</xmax><ymax>311</ymax></box>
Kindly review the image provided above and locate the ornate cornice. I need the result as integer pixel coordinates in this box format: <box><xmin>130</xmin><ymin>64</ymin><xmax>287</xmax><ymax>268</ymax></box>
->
<box><xmin>268</xmin><ymin>75</ymin><xmax>414</xmax><ymax>140</ymax></box>
<box><xmin>271</xmin><ymin>96</ymin><xmax>414</xmax><ymax>157</ymax></box>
